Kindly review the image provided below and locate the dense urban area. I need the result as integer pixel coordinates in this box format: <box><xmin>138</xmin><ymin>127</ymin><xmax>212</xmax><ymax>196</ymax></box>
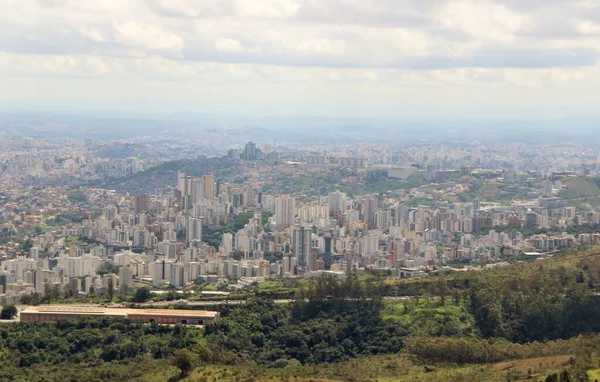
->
<box><xmin>2</xmin><ymin>126</ymin><xmax>600</xmax><ymax>381</ymax></box>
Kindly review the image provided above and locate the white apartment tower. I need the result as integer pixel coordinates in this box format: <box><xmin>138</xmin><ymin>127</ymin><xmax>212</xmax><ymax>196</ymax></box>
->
<box><xmin>328</xmin><ymin>191</ymin><xmax>347</xmax><ymax>214</ymax></box>
<box><xmin>275</xmin><ymin>195</ymin><xmax>296</xmax><ymax>230</ymax></box>
<box><xmin>186</xmin><ymin>217</ymin><xmax>203</xmax><ymax>244</ymax></box>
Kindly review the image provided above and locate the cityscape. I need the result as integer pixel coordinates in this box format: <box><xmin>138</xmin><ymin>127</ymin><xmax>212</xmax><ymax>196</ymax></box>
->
<box><xmin>3</xmin><ymin>0</ymin><xmax>600</xmax><ymax>381</ymax></box>
<box><xmin>5</xmin><ymin>137</ymin><xmax>600</xmax><ymax>305</ymax></box>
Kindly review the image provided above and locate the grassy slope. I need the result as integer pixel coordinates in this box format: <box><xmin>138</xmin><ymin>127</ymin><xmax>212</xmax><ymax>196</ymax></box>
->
<box><xmin>127</xmin><ymin>354</ymin><xmax>578</xmax><ymax>382</ymax></box>
<box><xmin>560</xmin><ymin>177</ymin><xmax>600</xmax><ymax>199</ymax></box>
<box><xmin>13</xmin><ymin>353</ymin><xmax>580</xmax><ymax>382</ymax></box>
<box><xmin>382</xmin><ymin>298</ymin><xmax>477</xmax><ymax>337</ymax></box>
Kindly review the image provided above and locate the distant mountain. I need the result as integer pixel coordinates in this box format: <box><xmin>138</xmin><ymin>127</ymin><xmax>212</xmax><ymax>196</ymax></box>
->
<box><xmin>0</xmin><ymin>109</ymin><xmax>598</xmax><ymax>144</ymax></box>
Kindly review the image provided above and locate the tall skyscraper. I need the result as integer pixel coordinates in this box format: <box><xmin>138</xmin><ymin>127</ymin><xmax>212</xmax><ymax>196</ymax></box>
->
<box><xmin>186</xmin><ymin>217</ymin><xmax>203</xmax><ymax>244</ymax></box>
<box><xmin>362</xmin><ymin>196</ymin><xmax>378</xmax><ymax>227</ymax></box>
<box><xmin>119</xmin><ymin>266</ymin><xmax>133</xmax><ymax>289</ymax></box>
<box><xmin>328</xmin><ymin>191</ymin><xmax>347</xmax><ymax>214</ymax></box>
<box><xmin>241</xmin><ymin>142</ymin><xmax>263</xmax><ymax>160</ymax></box>
<box><xmin>275</xmin><ymin>194</ymin><xmax>296</xmax><ymax>230</ymax></box>
<box><xmin>191</xmin><ymin>178</ymin><xmax>205</xmax><ymax>203</ymax></box>
<box><xmin>293</xmin><ymin>227</ymin><xmax>311</xmax><ymax>266</ymax></box>
<box><xmin>177</xmin><ymin>171</ymin><xmax>186</xmax><ymax>195</ymax></box>
<box><xmin>221</xmin><ymin>233</ymin><xmax>233</xmax><ymax>254</ymax></box>
<box><xmin>177</xmin><ymin>172</ymin><xmax>192</xmax><ymax>197</ymax></box>
<box><xmin>203</xmin><ymin>174</ymin><xmax>215</xmax><ymax>199</ymax></box>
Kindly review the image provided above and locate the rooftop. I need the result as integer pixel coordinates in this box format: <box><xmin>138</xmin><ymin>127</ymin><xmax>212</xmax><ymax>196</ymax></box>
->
<box><xmin>21</xmin><ymin>305</ymin><xmax>219</xmax><ymax>318</ymax></box>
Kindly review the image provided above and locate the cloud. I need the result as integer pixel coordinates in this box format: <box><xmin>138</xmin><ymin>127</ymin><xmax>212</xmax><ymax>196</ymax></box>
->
<box><xmin>234</xmin><ymin>0</ymin><xmax>300</xmax><ymax>18</ymax></box>
<box><xmin>1</xmin><ymin>0</ymin><xmax>599</xmax><ymax>70</ymax></box>
<box><xmin>214</xmin><ymin>37</ymin><xmax>262</xmax><ymax>53</ymax></box>
<box><xmin>403</xmin><ymin>46</ymin><xmax>599</xmax><ymax>70</ymax></box>
<box><xmin>114</xmin><ymin>21</ymin><xmax>184</xmax><ymax>54</ymax></box>
<box><xmin>2</xmin><ymin>0</ymin><xmax>600</xmax><ymax>115</ymax></box>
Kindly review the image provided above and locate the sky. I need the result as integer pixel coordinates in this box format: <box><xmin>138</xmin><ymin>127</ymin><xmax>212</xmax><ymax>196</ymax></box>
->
<box><xmin>1</xmin><ymin>0</ymin><xmax>600</xmax><ymax>118</ymax></box>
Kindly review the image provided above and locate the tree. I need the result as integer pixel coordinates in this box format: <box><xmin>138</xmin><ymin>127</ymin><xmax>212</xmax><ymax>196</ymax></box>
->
<box><xmin>1</xmin><ymin>305</ymin><xmax>17</xmax><ymax>319</ymax></box>
<box><xmin>51</xmin><ymin>284</ymin><xmax>61</xmax><ymax>300</ymax></box>
<box><xmin>62</xmin><ymin>284</ymin><xmax>73</xmax><ymax>299</ymax></box>
<box><xmin>97</xmin><ymin>261</ymin><xmax>118</xmax><ymax>276</ymax></box>
<box><xmin>107</xmin><ymin>278</ymin><xmax>114</xmax><ymax>301</ymax></box>
<box><xmin>133</xmin><ymin>287</ymin><xmax>151</xmax><ymax>303</ymax></box>
<box><xmin>22</xmin><ymin>239</ymin><xmax>33</xmax><ymax>253</ymax></box>
<box><xmin>172</xmin><ymin>349</ymin><xmax>194</xmax><ymax>376</ymax></box>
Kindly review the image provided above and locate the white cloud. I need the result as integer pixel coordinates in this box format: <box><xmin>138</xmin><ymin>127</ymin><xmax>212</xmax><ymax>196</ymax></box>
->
<box><xmin>296</xmin><ymin>38</ymin><xmax>346</xmax><ymax>54</ymax></box>
<box><xmin>1</xmin><ymin>0</ymin><xmax>600</xmax><ymax>115</ymax></box>
<box><xmin>234</xmin><ymin>0</ymin><xmax>300</xmax><ymax>18</ymax></box>
<box><xmin>214</xmin><ymin>37</ymin><xmax>262</xmax><ymax>53</ymax></box>
<box><xmin>78</xmin><ymin>26</ymin><xmax>108</xmax><ymax>43</ymax></box>
<box><xmin>114</xmin><ymin>20</ymin><xmax>184</xmax><ymax>53</ymax></box>
<box><xmin>434</xmin><ymin>1</ymin><xmax>532</xmax><ymax>42</ymax></box>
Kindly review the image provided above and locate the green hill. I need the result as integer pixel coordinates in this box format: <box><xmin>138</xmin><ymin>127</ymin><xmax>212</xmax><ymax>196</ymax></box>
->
<box><xmin>560</xmin><ymin>177</ymin><xmax>600</xmax><ymax>199</ymax></box>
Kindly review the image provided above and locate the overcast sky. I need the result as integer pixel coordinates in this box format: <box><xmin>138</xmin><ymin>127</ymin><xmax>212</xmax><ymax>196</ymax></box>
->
<box><xmin>1</xmin><ymin>0</ymin><xmax>600</xmax><ymax>117</ymax></box>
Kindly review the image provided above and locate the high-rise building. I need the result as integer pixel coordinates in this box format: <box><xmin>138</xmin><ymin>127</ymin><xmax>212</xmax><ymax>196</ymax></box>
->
<box><xmin>374</xmin><ymin>209</ymin><xmax>392</xmax><ymax>229</ymax></box>
<box><xmin>119</xmin><ymin>266</ymin><xmax>133</xmax><ymax>289</ymax></box>
<box><xmin>524</xmin><ymin>210</ymin><xmax>539</xmax><ymax>228</ymax></box>
<box><xmin>242</xmin><ymin>142</ymin><xmax>257</xmax><ymax>160</ymax></box>
<box><xmin>217</xmin><ymin>180</ymin><xmax>229</xmax><ymax>199</ymax></box>
<box><xmin>221</xmin><ymin>233</ymin><xmax>233</xmax><ymax>254</ymax></box>
<box><xmin>186</xmin><ymin>217</ymin><xmax>203</xmax><ymax>244</ymax></box>
<box><xmin>282</xmin><ymin>255</ymin><xmax>298</xmax><ymax>274</ymax></box>
<box><xmin>178</xmin><ymin>172</ymin><xmax>193</xmax><ymax>197</ymax></box>
<box><xmin>241</xmin><ymin>142</ymin><xmax>263</xmax><ymax>160</ymax></box>
<box><xmin>362</xmin><ymin>197</ymin><xmax>378</xmax><ymax>227</ymax></box>
<box><xmin>29</xmin><ymin>246</ymin><xmax>40</xmax><ymax>260</ymax></box>
<box><xmin>103</xmin><ymin>205</ymin><xmax>118</xmax><ymax>221</ymax></box>
<box><xmin>134</xmin><ymin>195</ymin><xmax>150</xmax><ymax>213</ymax></box>
<box><xmin>308</xmin><ymin>252</ymin><xmax>318</xmax><ymax>271</ymax></box>
<box><xmin>150</xmin><ymin>260</ymin><xmax>165</xmax><ymax>287</ymax></box>
<box><xmin>292</xmin><ymin>227</ymin><xmax>311</xmax><ymax>266</ymax></box>
<box><xmin>191</xmin><ymin>178</ymin><xmax>205</xmax><ymax>203</ymax></box>
<box><xmin>361</xmin><ymin>233</ymin><xmax>379</xmax><ymax>256</ymax></box>
<box><xmin>170</xmin><ymin>263</ymin><xmax>185</xmax><ymax>287</ymax></box>
<box><xmin>275</xmin><ymin>195</ymin><xmax>296</xmax><ymax>230</ymax></box>
<box><xmin>328</xmin><ymin>191</ymin><xmax>347</xmax><ymax>214</ymax></box>
<box><xmin>203</xmin><ymin>174</ymin><xmax>215</xmax><ymax>199</ymax></box>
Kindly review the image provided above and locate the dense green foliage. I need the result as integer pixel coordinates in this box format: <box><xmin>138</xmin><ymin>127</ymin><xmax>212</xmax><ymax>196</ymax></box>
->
<box><xmin>379</xmin><ymin>249</ymin><xmax>600</xmax><ymax>344</ymax></box>
<box><xmin>133</xmin><ymin>286</ymin><xmax>152</xmax><ymax>302</ymax></box>
<box><xmin>405</xmin><ymin>335</ymin><xmax>600</xmax><ymax>365</ymax></box>
<box><xmin>205</xmin><ymin>298</ymin><xmax>406</xmax><ymax>366</ymax></box>
<box><xmin>172</xmin><ymin>349</ymin><xmax>195</xmax><ymax>376</ymax></box>
<box><xmin>1</xmin><ymin>304</ymin><xmax>17</xmax><ymax>319</ymax></box>
<box><xmin>382</xmin><ymin>297</ymin><xmax>477</xmax><ymax>337</ymax></box>
<box><xmin>0</xmin><ymin>318</ymin><xmax>199</xmax><ymax>374</ymax></box>
<box><xmin>67</xmin><ymin>189</ymin><xmax>87</xmax><ymax>204</ymax></box>
<box><xmin>468</xmin><ymin>256</ymin><xmax>600</xmax><ymax>342</ymax></box>
<box><xmin>206</xmin><ymin>275</ymin><xmax>407</xmax><ymax>366</ymax></box>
